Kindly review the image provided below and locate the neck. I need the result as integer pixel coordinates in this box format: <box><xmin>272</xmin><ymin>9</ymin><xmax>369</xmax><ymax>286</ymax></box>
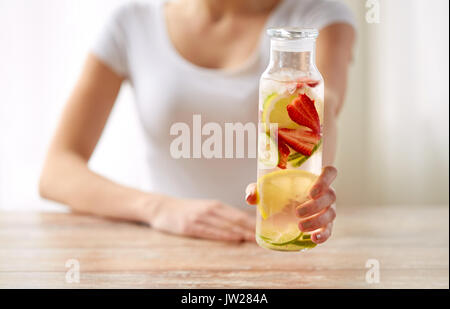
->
<box><xmin>193</xmin><ymin>0</ymin><xmax>281</xmax><ymax>19</ymax></box>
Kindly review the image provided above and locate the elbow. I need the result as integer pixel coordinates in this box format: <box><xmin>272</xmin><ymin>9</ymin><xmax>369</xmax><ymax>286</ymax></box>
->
<box><xmin>324</xmin><ymin>93</ymin><xmax>339</xmax><ymax>118</ymax></box>
<box><xmin>324</xmin><ymin>104</ymin><xmax>339</xmax><ymax>125</ymax></box>
<box><xmin>38</xmin><ymin>156</ymin><xmax>58</xmax><ymax>200</ymax></box>
<box><xmin>38</xmin><ymin>149</ymin><xmax>70</xmax><ymax>200</ymax></box>
<box><xmin>38</xmin><ymin>151</ymin><xmax>86</xmax><ymax>202</ymax></box>
<box><xmin>38</xmin><ymin>168</ymin><xmax>52</xmax><ymax>200</ymax></box>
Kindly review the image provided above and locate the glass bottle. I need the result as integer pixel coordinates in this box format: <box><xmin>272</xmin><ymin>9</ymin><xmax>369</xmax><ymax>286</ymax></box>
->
<box><xmin>256</xmin><ymin>28</ymin><xmax>324</xmax><ymax>251</ymax></box>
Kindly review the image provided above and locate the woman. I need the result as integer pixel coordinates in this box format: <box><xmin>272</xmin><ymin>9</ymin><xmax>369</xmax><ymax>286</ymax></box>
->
<box><xmin>39</xmin><ymin>0</ymin><xmax>355</xmax><ymax>244</ymax></box>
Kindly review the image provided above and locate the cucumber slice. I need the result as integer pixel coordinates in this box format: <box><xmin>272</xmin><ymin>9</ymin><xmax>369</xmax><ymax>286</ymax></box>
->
<box><xmin>288</xmin><ymin>152</ymin><xmax>303</xmax><ymax>161</ymax></box>
<box><xmin>258</xmin><ymin>133</ymin><xmax>279</xmax><ymax>168</ymax></box>
<box><xmin>288</xmin><ymin>139</ymin><xmax>322</xmax><ymax>167</ymax></box>
<box><xmin>291</xmin><ymin>155</ymin><xmax>309</xmax><ymax>167</ymax></box>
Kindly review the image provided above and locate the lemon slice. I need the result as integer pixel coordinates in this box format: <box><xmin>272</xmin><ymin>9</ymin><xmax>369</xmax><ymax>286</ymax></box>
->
<box><xmin>261</xmin><ymin>93</ymin><xmax>299</xmax><ymax>132</ymax></box>
<box><xmin>257</xmin><ymin>169</ymin><xmax>318</xmax><ymax>220</ymax></box>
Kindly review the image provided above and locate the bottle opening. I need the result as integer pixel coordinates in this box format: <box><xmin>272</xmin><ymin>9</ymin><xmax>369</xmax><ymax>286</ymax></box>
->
<box><xmin>267</xmin><ymin>27</ymin><xmax>319</xmax><ymax>40</ymax></box>
<box><xmin>267</xmin><ymin>27</ymin><xmax>318</xmax><ymax>52</ymax></box>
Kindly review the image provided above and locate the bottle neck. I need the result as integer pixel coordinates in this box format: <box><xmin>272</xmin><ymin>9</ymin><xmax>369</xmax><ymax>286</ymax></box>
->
<box><xmin>269</xmin><ymin>39</ymin><xmax>317</xmax><ymax>72</ymax></box>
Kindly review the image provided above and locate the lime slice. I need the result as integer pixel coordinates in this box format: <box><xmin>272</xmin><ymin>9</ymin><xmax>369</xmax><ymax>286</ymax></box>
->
<box><xmin>263</xmin><ymin>92</ymin><xmax>278</xmax><ymax>106</ymax></box>
<box><xmin>257</xmin><ymin>169</ymin><xmax>318</xmax><ymax>220</ymax></box>
<box><xmin>258</xmin><ymin>226</ymin><xmax>302</xmax><ymax>246</ymax></box>
<box><xmin>262</xmin><ymin>93</ymin><xmax>299</xmax><ymax>132</ymax></box>
<box><xmin>288</xmin><ymin>240</ymin><xmax>317</xmax><ymax>249</ymax></box>
<box><xmin>257</xmin><ymin>222</ymin><xmax>317</xmax><ymax>250</ymax></box>
<box><xmin>301</xmin><ymin>234</ymin><xmax>311</xmax><ymax>240</ymax></box>
<box><xmin>258</xmin><ymin>133</ymin><xmax>278</xmax><ymax>168</ymax></box>
<box><xmin>257</xmin><ymin>238</ymin><xmax>317</xmax><ymax>251</ymax></box>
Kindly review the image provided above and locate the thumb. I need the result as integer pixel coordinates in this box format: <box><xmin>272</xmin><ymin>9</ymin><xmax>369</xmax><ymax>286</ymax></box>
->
<box><xmin>245</xmin><ymin>183</ymin><xmax>258</xmax><ymax>205</ymax></box>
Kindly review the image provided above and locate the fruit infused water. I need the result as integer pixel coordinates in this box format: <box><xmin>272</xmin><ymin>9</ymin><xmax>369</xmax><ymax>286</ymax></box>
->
<box><xmin>256</xmin><ymin>28</ymin><xmax>324</xmax><ymax>251</ymax></box>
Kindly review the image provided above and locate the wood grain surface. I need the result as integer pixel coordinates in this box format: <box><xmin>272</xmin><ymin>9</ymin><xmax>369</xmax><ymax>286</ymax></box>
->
<box><xmin>0</xmin><ymin>205</ymin><xmax>448</xmax><ymax>288</ymax></box>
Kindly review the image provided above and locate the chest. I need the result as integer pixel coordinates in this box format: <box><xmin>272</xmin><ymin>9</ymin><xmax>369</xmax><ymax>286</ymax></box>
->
<box><xmin>165</xmin><ymin>11</ymin><xmax>269</xmax><ymax>70</ymax></box>
<box><xmin>131</xmin><ymin>66</ymin><xmax>260</xmax><ymax>143</ymax></box>
<box><xmin>125</xmin><ymin>7</ymin><xmax>271</xmax><ymax>142</ymax></box>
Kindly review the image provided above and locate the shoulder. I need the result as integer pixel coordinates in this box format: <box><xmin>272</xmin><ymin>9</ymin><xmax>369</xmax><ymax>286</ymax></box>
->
<box><xmin>91</xmin><ymin>1</ymin><xmax>160</xmax><ymax>78</ymax></box>
<box><xmin>281</xmin><ymin>0</ymin><xmax>356</xmax><ymax>30</ymax></box>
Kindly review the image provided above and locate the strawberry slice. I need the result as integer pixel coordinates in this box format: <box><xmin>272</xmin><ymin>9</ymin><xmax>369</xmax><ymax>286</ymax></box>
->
<box><xmin>297</xmin><ymin>77</ymin><xmax>320</xmax><ymax>88</ymax></box>
<box><xmin>286</xmin><ymin>94</ymin><xmax>321</xmax><ymax>134</ymax></box>
<box><xmin>298</xmin><ymin>94</ymin><xmax>321</xmax><ymax>131</ymax></box>
<box><xmin>277</xmin><ymin>139</ymin><xmax>290</xmax><ymax>169</ymax></box>
<box><xmin>282</xmin><ymin>126</ymin><xmax>320</xmax><ymax>144</ymax></box>
<box><xmin>307</xmin><ymin>81</ymin><xmax>319</xmax><ymax>88</ymax></box>
<box><xmin>278</xmin><ymin>128</ymin><xmax>317</xmax><ymax>156</ymax></box>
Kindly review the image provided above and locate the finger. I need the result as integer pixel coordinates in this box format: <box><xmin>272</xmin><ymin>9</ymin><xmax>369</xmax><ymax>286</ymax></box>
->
<box><xmin>201</xmin><ymin>214</ymin><xmax>254</xmax><ymax>241</ymax></box>
<box><xmin>245</xmin><ymin>183</ymin><xmax>258</xmax><ymax>205</ymax></box>
<box><xmin>214</xmin><ymin>205</ymin><xmax>256</xmax><ymax>232</ymax></box>
<box><xmin>186</xmin><ymin>222</ymin><xmax>244</xmax><ymax>242</ymax></box>
<box><xmin>311</xmin><ymin>222</ymin><xmax>333</xmax><ymax>244</ymax></box>
<box><xmin>244</xmin><ymin>233</ymin><xmax>256</xmax><ymax>242</ymax></box>
<box><xmin>298</xmin><ymin>205</ymin><xmax>336</xmax><ymax>232</ymax></box>
<box><xmin>309</xmin><ymin>166</ymin><xmax>337</xmax><ymax>199</ymax></box>
<box><xmin>296</xmin><ymin>188</ymin><xmax>336</xmax><ymax>218</ymax></box>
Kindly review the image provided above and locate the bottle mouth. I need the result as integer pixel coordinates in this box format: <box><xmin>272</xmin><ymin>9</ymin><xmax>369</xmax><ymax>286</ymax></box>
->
<box><xmin>267</xmin><ymin>27</ymin><xmax>318</xmax><ymax>52</ymax></box>
<box><xmin>267</xmin><ymin>27</ymin><xmax>319</xmax><ymax>40</ymax></box>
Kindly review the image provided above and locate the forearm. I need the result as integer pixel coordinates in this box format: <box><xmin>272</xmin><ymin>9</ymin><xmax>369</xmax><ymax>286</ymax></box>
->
<box><xmin>322</xmin><ymin>93</ymin><xmax>339</xmax><ymax>166</ymax></box>
<box><xmin>315</xmin><ymin>23</ymin><xmax>355</xmax><ymax>167</ymax></box>
<box><xmin>39</xmin><ymin>151</ymin><xmax>163</xmax><ymax>224</ymax></box>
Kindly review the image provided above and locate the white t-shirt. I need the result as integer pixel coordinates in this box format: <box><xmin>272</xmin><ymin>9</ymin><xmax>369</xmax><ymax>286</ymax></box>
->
<box><xmin>91</xmin><ymin>0</ymin><xmax>355</xmax><ymax>209</ymax></box>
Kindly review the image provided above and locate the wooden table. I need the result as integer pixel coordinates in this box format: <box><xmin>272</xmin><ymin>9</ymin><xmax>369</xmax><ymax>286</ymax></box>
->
<box><xmin>0</xmin><ymin>205</ymin><xmax>448</xmax><ymax>289</ymax></box>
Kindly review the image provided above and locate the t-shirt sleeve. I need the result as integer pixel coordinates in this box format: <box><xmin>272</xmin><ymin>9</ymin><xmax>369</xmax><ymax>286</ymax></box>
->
<box><xmin>91</xmin><ymin>4</ymin><xmax>131</xmax><ymax>78</ymax></box>
<box><xmin>303</xmin><ymin>0</ymin><xmax>357</xmax><ymax>31</ymax></box>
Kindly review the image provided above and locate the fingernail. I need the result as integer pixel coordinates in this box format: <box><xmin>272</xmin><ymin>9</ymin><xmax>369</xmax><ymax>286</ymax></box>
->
<box><xmin>299</xmin><ymin>221</ymin><xmax>311</xmax><ymax>231</ymax></box>
<box><xmin>246</xmin><ymin>191</ymin><xmax>258</xmax><ymax>205</ymax></box>
<box><xmin>315</xmin><ymin>233</ymin><xmax>322</xmax><ymax>240</ymax></box>
<box><xmin>245</xmin><ymin>191</ymin><xmax>251</xmax><ymax>201</ymax></box>
<box><xmin>310</xmin><ymin>187</ymin><xmax>320</xmax><ymax>198</ymax></box>
<box><xmin>296</xmin><ymin>207</ymin><xmax>307</xmax><ymax>217</ymax></box>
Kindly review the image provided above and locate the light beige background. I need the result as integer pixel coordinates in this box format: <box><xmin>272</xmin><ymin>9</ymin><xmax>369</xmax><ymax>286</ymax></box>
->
<box><xmin>0</xmin><ymin>0</ymin><xmax>448</xmax><ymax>211</ymax></box>
<box><xmin>336</xmin><ymin>0</ymin><xmax>449</xmax><ymax>206</ymax></box>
